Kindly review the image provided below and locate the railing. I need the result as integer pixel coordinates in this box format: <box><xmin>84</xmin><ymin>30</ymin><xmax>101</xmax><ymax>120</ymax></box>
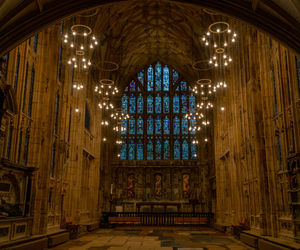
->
<box><xmin>102</xmin><ymin>212</ymin><xmax>213</xmax><ymax>226</ymax></box>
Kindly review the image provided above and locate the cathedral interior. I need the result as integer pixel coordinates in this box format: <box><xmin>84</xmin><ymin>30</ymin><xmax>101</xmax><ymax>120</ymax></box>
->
<box><xmin>0</xmin><ymin>0</ymin><xmax>299</xmax><ymax>249</ymax></box>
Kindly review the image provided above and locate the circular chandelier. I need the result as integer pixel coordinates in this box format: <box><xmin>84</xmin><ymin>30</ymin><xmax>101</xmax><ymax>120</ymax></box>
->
<box><xmin>98</xmin><ymin>97</ymin><xmax>115</xmax><ymax>110</ymax></box>
<box><xmin>63</xmin><ymin>24</ymin><xmax>98</xmax><ymax>70</ymax></box>
<box><xmin>201</xmin><ymin>21</ymin><xmax>237</xmax><ymax>68</ymax></box>
<box><xmin>94</xmin><ymin>79</ymin><xmax>119</xmax><ymax>96</ymax></box>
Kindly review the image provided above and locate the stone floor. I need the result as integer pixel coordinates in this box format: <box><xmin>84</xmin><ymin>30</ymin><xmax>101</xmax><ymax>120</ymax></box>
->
<box><xmin>52</xmin><ymin>227</ymin><xmax>254</xmax><ymax>250</ymax></box>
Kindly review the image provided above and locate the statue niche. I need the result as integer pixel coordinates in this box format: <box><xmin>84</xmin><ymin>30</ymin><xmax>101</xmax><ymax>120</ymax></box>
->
<box><xmin>127</xmin><ymin>174</ymin><xmax>135</xmax><ymax>199</ymax></box>
<box><xmin>154</xmin><ymin>173</ymin><xmax>162</xmax><ymax>199</ymax></box>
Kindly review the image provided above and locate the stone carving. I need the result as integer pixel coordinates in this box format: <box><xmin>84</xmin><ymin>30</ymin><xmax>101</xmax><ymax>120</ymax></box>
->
<box><xmin>183</xmin><ymin>173</ymin><xmax>190</xmax><ymax>198</ymax></box>
<box><xmin>154</xmin><ymin>173</ymin><xmax>162</xmax><ymax>198</ymax></box>
<box><xmin>127</xmin><ymin>174</ymin><xmax>135</xmax><ymax>198</ymax></box>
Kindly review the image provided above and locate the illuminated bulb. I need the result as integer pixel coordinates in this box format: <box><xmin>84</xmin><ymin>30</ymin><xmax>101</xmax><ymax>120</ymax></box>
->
<box><xmin>64</xmin><ymin>39</ymin><xmax>67</xmax><ymax>43</ymax></box>
<box><xmin>74</xmin><ymin>64</ymin><xmax>78</xmax><ymax>68</ymax></box>
<box><xmin>209</xmin><ymin>60</ymin><xmax>212</xmax><ymax>64</ymax></box>
<box><xmin>214</xmin><ymin>63</ymin><xmax>218</xmax><ymax>67</ymax></box>
<box><xmin>214</xmin><ymin>43</ymin><xmax>217</xmax><ymax>48</ymax></box>
<box><xmin>206</xmin><ymin>32</ymin><xmax>210</xmax><ymax>36</ymax></box>
<box><xmin>202</xmin><ymin>37</ymin><xmax>205</xmax><ymax>41</ymax></box>
<box><xmin>213</xmin><ymin>56</ymin><xmax>216</xmax><ymax>60</ymax></box>
<box><xmin>229</xmin><ymin>58</ymin><xmax>232</xmax><ymax>62</ymax></box>
<box><xmin>83</xmin><ymin>65</ymin><xmax>87</xmax><ymax>69</ymax></box>
<box><xmin>83</xmin><ymin>32</ymin><xmax>87</xmax><ymax>36</ymax></box>
<box><xmin>223</xmin><ymin>55</ymin><xmax>227</xmax><ymax>59</ymax></box>
<box><xmin>217</xmin><ymin>28</ymin><xmax>220</xmax><ymax>33</ymax></box>
<box><xmin>103</xmin><ymin>138</ymin><xmax>107</xmax><ymax>142</ymax></box>
<box><xmin>70</xmin><ymin>43</ymin><xmax>74</xmax><ymax>48</ymax></box>
<box><xmin>92</xmin><ymin>36</ymin><xmax>96</xmax><ymax>40</ymax></box>
<box><xmin>224</xmin><ymin>61</ymin><xmax>228</xmax><ymax>66</ymax></box>
<box><xmin>75</xmin><ymin>108</ymin><xmax>79</xmax><ymax>112</ymax></box>
<box><xmin>117</xmin><ymin>154</ymin><xmax>120</xmax><ymax>157</ymax></box>
<box><xmin>224</xmin><ymin>42</ymin><xmax>227</xmax><ymax>47</ymax></box>
<box><xmin>90</xmin><ymin>44</ymin><xmax>94</xmax><ymax>48</ymax></box>
<box><xmin>205</xmin><ymin>41</ymin><xmax>209</xmax><ymax>46</ymax></box>
<box><xmin>204</xmin><ymin>138</ymin><xmax>208</xmax><ymax>142</ymax></box>
<box><xmin>64</xmin><ymin>34</ymin><xmax>68</xmax><ymax>38</ymax></box>
<box><xmin>221</xmin><ymin>107</ymin><xmax>225</xmax><ymax>111</ymax></box>
<box><xmin>233</xmin><ymin>33</ymin><xmax>237</xmax><ymax>37</ymax></box>
<box><xmin>68</xmin><ymin>60</ymin><xmax>71</xmax><ymax>64</ymax></box>
<box><xmin>72</xmin><ymin>57</ymin><xmax>76</xmax><ymax>61</ymax></box>
<box><xmin>72</xmin><ymin>31</ymin><xmax>76</xmax><ymax>35</ymax></box>
<box><xmin>224</xmin><ymin>83</ymin><xmax>227</xmax><ymax>87</ymax></box>
<box><xmin>232</xmin><ymin>38</ymin><xmax>235</xmax><ymax>42</ymax></box>
<box><xmin>228</xmin><ymin>29</ymin><xmax>231</xmax><ymax>33</ymax></box>
<box><xmin>80</xmin><ymin>45</ymin><xmax>84</xmax><ymax>50</ymax></box>
<box><xmin>88</xmin><ymin>61</ymin><xmax>91</xmax><ymax>65</ymax></box>
<box><xmin>95</xmin><ymin>41</ymin><xmax>98</xmax><ymax>45</ymax></box>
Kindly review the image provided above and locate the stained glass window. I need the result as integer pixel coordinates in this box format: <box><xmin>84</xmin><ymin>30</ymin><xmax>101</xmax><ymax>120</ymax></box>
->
<box><xmin>181</xmin><ymin>94</ymin><xmax>187</xmax><ymax>113</ymax></box>
<box><xmin>147</xmin><ymin>140</ymin><xmax>153</xmax><ymax>160</ymax></box>
<box><xmin>147</xmin><ymin>65</ymin><xmax>154</xmax><ymax>91</ymax></box>
<box><xmin>155</xmin><ymin>62</ymin><xmax>161</xmax><ymax>91</ymax></box>
<box><xmin>163</xmin><ymin>65</ymin><xmax>169</xmax><ymax>91</ymax></box>
<box><xmin>147</xmin><ymin>116</ymin><xmax>153</xmax><ymax>135</ymax></box>
<box><xmin>173</xmin><ymin>94</ymin><xmax>180</xmax><ymax>113</ymax></box>
<box><xmin>137</xmin><ymin>140</ymin><xmax>143</xmax><ymax>160</ymax></box>
<box><xmin>163</xmin><ymin>116</ymin><xmax>170</xmax><ymax>134</ymax></box>
<box><xmin>129</xmin><ymin>93</ymin><xmax>136</xmax><ymax>113</ymax></box>
<box><xmin>129</xmin><ymin>117</ymin><xmax>135</xmax><ymax>134</ymax></box>
<box><xmin>128</xmin><ymin>140</ymin><xmax>135</xmax><ymax>160</ymax></box>
<box><xmin>174</xmin><ymin>140</ymin><xmax>180</xmax><ymax>160</ymax></box>
<box><xmin>155</xmin><ymin>116</ymin><xmax>162</xmax><ymax>134</ymax></box>
<box><xmin>137</xmin><ymin>116</ymin><xmax>143</xmax><ymax>135</ymax></box>
<box><xmin>163</xmin><ymin>95</ymin><xmax>169</xmax><ymax>113</ymax></box>
<box><xmin>120</xmin><ymin>62</ymin><xmax>197</xmax><ymax>160</ymax></box>
<box><xmin>121</xmin><ymin>142</ymin><xmax>127</xmax><ymax>160</ymax></box>
<box><xmin>121</xmin><ymin>119</ymin><xmax>127</xmax><ymax>135</ymax></box>
<box><xmin>129</xmin><ymin>80</ymin><xmax>136</xmax><ymax>92</ymax></box>
<box><xmin>137</xmin><ymin>93</ymin><xmax>143</xmax><ymax>114</ymax></box>
<box><xmin>163</xmin><ymin>140</ymin><xmax>170</xmax><ymax>159</ymax></box>
<box><xmin>147</xmin><ymin>95</ymin><xmax>154</xmax><ymax>113</ymax></box>
<box><xmin>121</xmin><ymin>95</ymin><xmax>128</xmax><ymax>113</ymax></box>
<box><xmin>189</xmin><ymin>94</ymin><xmax>196</xmax><ymax>113</ymax></box>
<box><xmin>182</xmin><ymin>139</ymin><xmax>189</xmax><ymax>160</ymax></box>
<box><xmin>155</xmin><ymin>94</ymin><xmax>161</xmax><ymax>113</ymax></box>
<box><xmin>155</xmin><ymin>139</ymin><xmax>162</xmax><ymax>159</ymax></box>
<box><xmin>182</xmin><ymin>117</ymin><xmax>188</xmax><ymax>134</ymax></box>
<box><xmin>138</xmin><ymin>71</ymin><xmax>144</xmax><ymax>85</ymax></box>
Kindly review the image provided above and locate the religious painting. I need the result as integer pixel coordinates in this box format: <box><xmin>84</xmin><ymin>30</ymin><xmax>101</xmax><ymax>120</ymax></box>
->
<box><xmin>154</xmin><ymin>173</ymin><xmax>162</xmax><ymax>198</ymax></box>
<box><xmin>182</xmin><ymin>173</ymin><xmax>190</xmax><ymax>198</ymax></box>
<box><xmin>127</xmin><ymin>174</ymin><xmax>135</xmax><ymax>198</ymax></box>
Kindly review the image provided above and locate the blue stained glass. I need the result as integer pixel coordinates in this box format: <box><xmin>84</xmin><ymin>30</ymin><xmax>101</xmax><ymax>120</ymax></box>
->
<box><xmin>163</xmin><ymin>116</ymin><xmax>170</xmax><ymax>134</ymax></box>
<box><xmin>129</xmin><ymin>80</ymin><xmax>136</xmax><ymax>91</ymax></box>
<box><xmin>137</xmin><ymin>87</ymin><xmax>141</xmax><ymax>92</ymax></box>
<box><xmin>181</xmin><ymin>94</ymin><xmax>188</xmax><ymax>113</ymax></box>
<box><xmin>147</xmin><ymin>95</ymin><xmax>154</xmax><ymax>113</ymax></box>
<box><xmin>174</xmin><ymin>140</ymin><xmax>180</xmax><ymax>160</ymax></box>
<box><xmin>182</xmin><ymin>140</ymin><xmax>189</xmax><ymax>160</ymax></box>
<box><xmin>163</xmin><ymin>95</ymin><xmax>169</xmax><ymax>113</ymax></box>
<box><xmin>125</xmin><ymin>87</ymin><xmax>128</xmax><ymax>91</ymax></box>
<box><xmin>155</xmin><ymin>139</ymin><xmax>162</xmax><ymax>159</ymax></box>
<box><xmin>155</xmin><ymin>62</ymin><xmax>161</xmax><ymax>91</ymax></box>
<box><xmin>147</xmin><ymin>116</ymin><xmax>153</xmax><ymax>135</ymax></box>
<box><xmin>137</xmin><ymin>71</ymin><xmax>144</xmax><ymax>85</ymax></box>
<box><xmin>137</xmin><ymin>116</ymin><xmax>143</xmax><ymax>134</ymax></box>
<box><xmin>129</xmin><ymin>93</ymin><xmax>136</xmax><ymax>113</ymax></box>
<box><xmin>172</xmin><ymin>70</ymin><xmax>179</xmax><ymax>85</ymax></box>
<box><xmin>147</xmin><ymin>65</ymin><xmax>154</xmax><ymax>91</ymax></box>
<box><xmin>175</xmin><ymin>85</ymin><xmax>179</xmax><ymax>91</ymax></box>
<box><xmin>128</xmin><ymin>140</ymin><xmax>135</xmax><ymax>160</ymax></box>
<box><xmin>137</xmin><ymin>140</ymin><xmax>143</xmax><ymax>160</ymax></box>
<box><xmin>155</xmin><ymin>116</ymin><xmax>162</xmax><ymax>134</ymax></box>
<box><xmin>163</xmin><ymin>65</ymin><xmax>169</xmax><ymax>91</ymax></box>
<box><xmin>147</xmin><ymin>140</ymin><xmax>153</xmax><ymax>160</ymax></box>
<box><xmin>181</xmin><ymin>81</ymin><xmax>187</xmax><ymax>91</ymax></box>
<box><xmin>182</xmin><ymin>117</ymin><xmax>188</xmax><ymax>134</ymax></box>
<box><xmin>173</xmin><ymin>94</ymin><xmax>180</xmax><ymax>113</ymax></box>
<box><xmin>155</xmin><ymin>94</ymin><xmax>161</xmax><ymax>113</ymax></box>
<box><xmin>191</xmin><ymin>139</ymin><xmax>197</xmax><ymax>159</ymax></box>
<box><xmin>174</xmin><ymin>116</ymin><xmax>180</xmax><ymax>134</ymax></box>
<box><xmin>121</xmin><ymin>95</ymin><xmax>128</xmax><ymax>113</ymax></box>
<box><xmin>189</xmin><ymin>94</ymin><xmax>196</xmax><ymax>113</ymax></box>
<box><xmin>163</xmin><ymin>140</ymin><xmax>170</xmax><ymax>159</ymax></box>
<box><xmin>190</xmin><ymin>118</ymin><xmax>196</xmax><ymax>135</ymax></box>
<box><xmin>121</xmin><ymin>119</ymin><xmax>127</xmax><ymax>135</ymax></box>
<box><xmin>121</xmin><ymin>142</ymin><xmax>127</xmax><ymax>160</ymax></box>
<box><xmin>129</xmin><ymin>117</ymin><xmax>135</xmax><ymax>134</ymax></box>
<box><xmin>137</xmin><ymin>93</ymin><xmax>143</xmax><ymax>114</ymax></box>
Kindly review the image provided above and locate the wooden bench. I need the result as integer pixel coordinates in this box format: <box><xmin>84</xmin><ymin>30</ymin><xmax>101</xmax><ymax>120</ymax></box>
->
<box><xmin>87</xmin><ymin>223</ymin><xmax>99</xmax><ymax>232</ymax></box>
<box><xmin>5</xmin><ymin>238</ymin><xmax>48</xmax><ymax>250</ymax></box>
<box><xmin>48</xmin><ymin>232</ymin><xmax>70</xmax><ymax>247</ymax></box>
<box><xmin>108</xmin><ymin>216</ymin><xmax>141</xmax><ymax>224</ymax></box>
<box><xmin>258</xmin><ymin>239</ymin><xmax>291</xmax><ymax>250</ymax></box>
<box><xmin>240</xmin><ymin>233</ymin><xmax>258</xmax><ymax>248</ymax></box>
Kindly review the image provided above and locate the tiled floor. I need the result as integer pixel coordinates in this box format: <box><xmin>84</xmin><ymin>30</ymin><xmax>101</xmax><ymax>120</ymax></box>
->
<box><xmin>52</xmin><ymin>227</ymin><xmax>254</xmax><ymax>250</ymax></box>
